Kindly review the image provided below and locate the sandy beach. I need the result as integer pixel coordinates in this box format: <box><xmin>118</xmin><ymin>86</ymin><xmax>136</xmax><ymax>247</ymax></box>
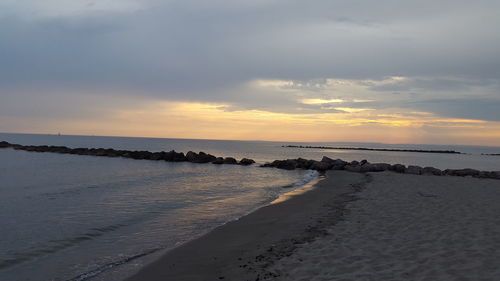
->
<box><xmin>126</xmin><ymin>170</ymin><xmax>500</xmax><ymax>281</ymax></box>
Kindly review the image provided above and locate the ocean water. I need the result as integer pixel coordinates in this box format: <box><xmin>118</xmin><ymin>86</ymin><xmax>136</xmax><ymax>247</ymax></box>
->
<box><xmin>0</xmin><ymin>133</ymin><xmax>499</xmax><ymax>281</ymax></box>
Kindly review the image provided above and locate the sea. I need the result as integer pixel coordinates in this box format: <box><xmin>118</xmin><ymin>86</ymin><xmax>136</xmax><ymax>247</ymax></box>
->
<box><xmin>0</xmin><ymin>133</ymin><xmax>499</xmax><ymax>281</ymax></box>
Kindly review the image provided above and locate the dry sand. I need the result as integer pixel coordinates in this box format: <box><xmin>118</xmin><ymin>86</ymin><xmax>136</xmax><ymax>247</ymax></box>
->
<box><xmin>126</xmin><ymin>171</ymin><xmax>500</xmax><ymax>281</ymax></box>
<box><xmin>272</xmin><ymin>172</ymin><xmax>500</xmax><ymax>281</ymax></box>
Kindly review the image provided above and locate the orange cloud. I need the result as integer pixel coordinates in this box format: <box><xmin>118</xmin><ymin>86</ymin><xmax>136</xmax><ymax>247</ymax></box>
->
<box><xmin>10</xmin><ymin>100</ymin><xmax>495</xmax><ymax>146</ymax></box>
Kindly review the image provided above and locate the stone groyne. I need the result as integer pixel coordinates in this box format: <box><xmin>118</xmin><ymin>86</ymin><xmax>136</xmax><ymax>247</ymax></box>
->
<box><xmin>0</xmin><ymin>141</ymin><xmax>255</xmax><ymax>166</ymax></box>
<box><xmin>282</xmin><ymin>145</ymin><xmax>462</xmax><ymax>154</ymax></box>
<box><xmin>1</xmin><ymin>141</ymin><xmax>499</xmax><ymax>180</ymax></box>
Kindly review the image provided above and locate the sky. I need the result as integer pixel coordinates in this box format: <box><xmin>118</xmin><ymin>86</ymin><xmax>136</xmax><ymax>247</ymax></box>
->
<box><xmin>1</xmin><ymin>0</ymin><xmax>499</xmax><ymax>145</ymax></box>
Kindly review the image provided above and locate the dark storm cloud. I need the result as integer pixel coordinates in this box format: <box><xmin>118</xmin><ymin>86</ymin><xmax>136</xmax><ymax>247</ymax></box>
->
<box><xmin>1</xmin><ymin>0</ymin><xmax>499</xmax><ymax>120</ymax></box>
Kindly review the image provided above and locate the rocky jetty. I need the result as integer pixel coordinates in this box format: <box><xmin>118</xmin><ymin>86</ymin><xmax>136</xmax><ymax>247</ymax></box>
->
<box><xmin>1</xmin><ymin>140</ymin><xmax>499</xmax><ymax>180</ymax></box>
<box><xmin>283</xmin><ymin>145</ymin><xmax>462</xmax><ymax>154</ymax></box>
<box><xmin>0</xmin><ymin>141</ymin><xmax>255</xmax><ymax>166</ymax></box>
<box><xmin>260</xmin><ymin>157</ymin><xmax>500</xmax><ymax>180</ymax></box>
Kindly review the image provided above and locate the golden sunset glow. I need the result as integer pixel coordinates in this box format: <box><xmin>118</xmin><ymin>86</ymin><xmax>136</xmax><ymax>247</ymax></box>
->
<box><xmin>14</xmin><ymin>99</ymin><xmax>496</xmax><ymax>146</ymax></box>
<box><xmin>300</xmin><ymin>98</ymin><xmax>344</xmax><ymax>105</ymax></box>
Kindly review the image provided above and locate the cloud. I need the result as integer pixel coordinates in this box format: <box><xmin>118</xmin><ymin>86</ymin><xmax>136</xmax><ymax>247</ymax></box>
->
<box><xmin>408</xmin><ymin>99</ymin><xmax>500</xmax><ymax>122</ymax></box>
<box><xmin>1</xmin><ymin>0</ymin><xmax>500</xmax><ymax>143</ymax></box>
<box><xmin>1</xmin><ymin>1</ymin><xmax>499</xmax><ymax>94</ymax></box>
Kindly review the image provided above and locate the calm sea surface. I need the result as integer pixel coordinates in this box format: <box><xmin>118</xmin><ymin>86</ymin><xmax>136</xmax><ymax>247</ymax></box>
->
<box><xmin>0</xmin><ymin>133</ymin><xmax>499</xmax><ymax>281</ymax></box>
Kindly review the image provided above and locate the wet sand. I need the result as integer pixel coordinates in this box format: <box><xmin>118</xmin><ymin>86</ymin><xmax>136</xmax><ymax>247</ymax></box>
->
<box><xmin>126</xmin><ymin>171</ymin><xmax>369</xmax><ymax>281</ymax></box>
<box><xmin>126</xmin><ymin>171</ymin><xmax>500</xmax><ymax>281</ymax></box>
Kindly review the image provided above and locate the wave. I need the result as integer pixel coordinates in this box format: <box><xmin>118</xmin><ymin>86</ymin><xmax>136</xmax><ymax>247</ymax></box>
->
<box><xmin>280</xmin><ymin>170</ymin><xmax>319</xmax><ymax>189</ymax></box>
<box><xmin>291</xmin><ymin>170</ymin><xmax>319</xmax><ymax>188</ymax></box>
<box><xmin>65</xmin><ymin>247</ymin><xmax>165</xmax><ymax>281</ymax></box>
<box><xmin>0</xmin><ymin>223</ymin><xmax>127</xmax><ymax>270</ymax></box>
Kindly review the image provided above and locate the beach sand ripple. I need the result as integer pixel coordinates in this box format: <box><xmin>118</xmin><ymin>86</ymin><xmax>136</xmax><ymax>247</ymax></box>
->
<box><xmin>271</xmin><ymin>172</ymin><xmax>500</xmax><ymax>281</ymax></box>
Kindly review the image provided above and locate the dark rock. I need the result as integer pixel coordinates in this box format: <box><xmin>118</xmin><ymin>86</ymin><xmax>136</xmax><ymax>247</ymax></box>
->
<box><xmin>477</xmin><ymin>171</ymin><xmax>500</xmax><ymax>179</ymax></box>
<box><xmin>390</xmin><ymin>164</ymin><xmax>406</xmax><ymax>173</ymax></box>
<box><xmin>422</xmin><ymin>167</ymin><xmax>443</xmax><ymax>176</ymax></box>
<box><xmin>47</xmin><ymin>146</ymin><xmax>67</xmax><ymax>153</ymax></box>
<box><xmin>445</xmin><ymin>168</ymin><xmax>480</xmax><ymax>177</ymax></box>
<box><xmin>0</xmin><ymin>141</ymin><xmax>10</xmax><ymax>148</ymax></box>
<box><xmin>405</xmin><ymin>165</ymin><xmax>423</xmax><ymax>175</ymax></box>
<box><xmin>163</xmin><ymin>150</ymin><xmax>187</xmax><ymax>161</ymax></box>
<box><xmin>295</xmin><ymin>158</ymin><xmax>311</xmax><ymax>169</ymax></box>
<box><xmin>350</xmin><ymin>160</ymin><xmax>359</xmax><ymax>166</ymax></box>
<box><xmin>212</xmin><ymin>157</ymin><xmax>224</xmax><ymax>164</ymax></box>
<box><xmin>321</xmin><ymin>156</ymin><xmax>335</xmax><ymax>163</ymax></box>
<box><xmin>186</xmin><ymin>151</ymin><xmax>216</xmax><ymax>163</ymax></box>
<box><xmin>345</xmin><ymin>165</ymin><xmax>362</xmax><ymax>172</ymax></box>
<box><xmin>99</xmin><ymin>148</ymin><xmax>120</xmax><ymax>157</ymax></box>
<box><xmin>11</xmin><ymin>144</ymin><xmax>23</xmax><ymax>150</ymax></box>
<box><xmin>321</xmin><ymin>157</ymin><xmax>347</xmax><ymax>170</ymax></box>
<box><xmin>128</xmin><ymin>151</ymin><xmax>152</xmax><ymax>160</ymax></box>
<box><xmin>239</xmin><ymin>158</ymin><xmax>255</xmax><ymax>165</ymax></box>
<box><xmin>186</xmin><ymin>151</ymin><xmax>198</xmax><ymax>162</ymax></box>
<box><xmin>360</xmin><ymin>163</ymin><xmax>391</xmax><ymax>172</ymax></box>
<box><xmin>294</xmin><ymin>158</ymin><xmax>320</xmax><ymax>169</ymax></box>
<box><xmin>223</xmin><ymin>157</ymin><xmax>238</xmax><ymax>164</ymax></box>
<box><xmin>310</xmin><ymin>161</ymin><xmax>331</xmax><ymax>171</ymax></box>
<box><xmin>275</xmin><ymin>159</ymin><xmax>297</xmax><ymax>170</ymax></box>
<box><xmin>150</xmin><ymin>152</ymin><xmax>164</xmax><ymax>160</ymax></box>
<box><xmin>360</xmin><ymin>159</ymin><xmax>369</xmax><ymax>165</ymax></box>
<box><xmin>154</xmin><ymin>151</ymin><xmax>170</xmax><ymax>160</ymax></box>
<box><xmin>198</xmin><ymin>152</ymin><xmax>216</xmax><ymax>163</ymax></box>
<box><xmin>490</xmin><ymin>171</ymin><xmax>500</xmax><ymax>179</ymax></box>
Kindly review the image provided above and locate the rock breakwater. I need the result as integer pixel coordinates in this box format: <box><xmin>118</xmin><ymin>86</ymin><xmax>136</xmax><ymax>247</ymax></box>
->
<box><xmin>261</xmin><ymin>156</ymin><xmax>500</xmax><ymax>180</ymax></box>
<box><xmin>283</xmin><ymin>145</ymin><xmax>462</xmax><ymax>154</ymax></box>
<box><xmin>0</xmin><ymin>141</ymin><xmax>254</xmax><ymax>166</ymax></box>
<box><xmin>1</xmin><ymin>140</ymin><xmax>498</xmax><ymax>180</ymax></box>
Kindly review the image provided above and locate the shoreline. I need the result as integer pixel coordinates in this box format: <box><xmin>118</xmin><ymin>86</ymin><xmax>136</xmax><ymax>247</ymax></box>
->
<box><xmin>125</xmin><ymin>171</ymin><xmax>500</xmax><ymax>281</ymax></box>
<box><xmin>125</xmin><ymin>171</ymin><xmax>370</xmax><ymax>281</ymax></box>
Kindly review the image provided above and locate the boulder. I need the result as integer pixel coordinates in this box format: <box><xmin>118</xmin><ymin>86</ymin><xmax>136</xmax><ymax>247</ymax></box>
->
<box><xmin>322</xmin><ymin>157</ymin><xmax>347</xmax><ymax>170</ymax></box>
<box><xmin>187</xmin><ymin>151</ymin><xmax>216</xmax><ymax>163</ymax></box>
<box><xmin>150</xmin><ymin>152</ymin><xmax>164</xmax><ymax>160</ymax></box>
<box><xmin>163</xmin><ymin>150</ymin><xmax>187</xmax><ymax>161</ymax></box>
<box><xmin>390</xmin><ymin>164</ymin><xmax>406</xmax><ymax>173</ymax></box>
<box><xmin>360</xmin><ymin>159</ymin><xmax>369</xmax><ymax>165</ymax></box>
<box><xmin>310</xmin><ymin>161</ymin><xmax>331</xmax><ymax>171</ymax></box>
<box><xmin>350</xmin><ymin>160</ymin><xmax>360</xmax><ymax>166</ymax></box>
<box><xmin>69</xmin><ymin>148</ymin><xmax>89</xmax><ymax>155</ymax></box>
<box><xmin>128</xmin><ymin>151</ymin><xmax>152</xmax><ymax>160</ymax></box>
<box><xmin>490</xmin><ymin>171</ymin><xmax>500</xmax><ymax>179</ymax></box>
<box><xmin>223</xmin><ymin>157</ymin><xmax>238</xmax><ymax>164</ymax></box>
<box><xmin>11</xmin><ymin>144</ymin><xmax>23</xmax><ymax>150</ymax></box>
<box><xmin>0</xmin><ymin>141</ymin><xmax>10</xmax><ymax>148</ymax></box>
<box><xmin>212</xmin><ymin>157</ymin><xmax>224</xmax><ymax>164</ymax></box>
<box><xmin>360</xmin><ymin>163</ymin><xmax>391</xmax><ymax>172</ymax></box>
<box><xmin>321</xmin><ymin>156</ymin><xmax>335</xmax><ymax>163</ymax></box>
<box><xmin>239</xmin><ymin>158</ymin><xmax>255</xmax><ymax>165</ymax></box>
<box><xmin>48</xmin><ymin>146</ymin><xmax>69</xmax><ymax>153</ymax></box>
<box><xmin>445</xmin><ymin>168</ymin><xmax>480</xmax><ymax>177</ymax></box>
<box><xmin>405</xmin><ymin>165</ymin><xmax>422</xmax><ymax>175</ymax></box>
<box><xmin>295</xmin><ymin>158</ymin><xmax>312</xmax><ymax>169</ymax></box>
<box><xmin>275</xmin><ymin>159</ymin><xmax>297</xmax><ymax>170</ymax></box>
<box><xmin>345</xmin><ymin>165</ymin><xmax>362</xmax><ymax>172</ymax></box>
<box><xmin>422</xmin><ymin>167</ymin><xmax>443</xmax><ymax>176</ymax></box>
<box><xmin>199</xmin><ymin>152</ymin><xmax>216</xmax><ymax>163</ymax></box>
<box><xmin>186</xmin><ymin>151</ymin><xmax>198</xmax><ymax>162</ymax></box>
<box><xmin>477</xmin><ymin>171</ymin><xmax>500</xmax><ymax>179</ymax></box>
